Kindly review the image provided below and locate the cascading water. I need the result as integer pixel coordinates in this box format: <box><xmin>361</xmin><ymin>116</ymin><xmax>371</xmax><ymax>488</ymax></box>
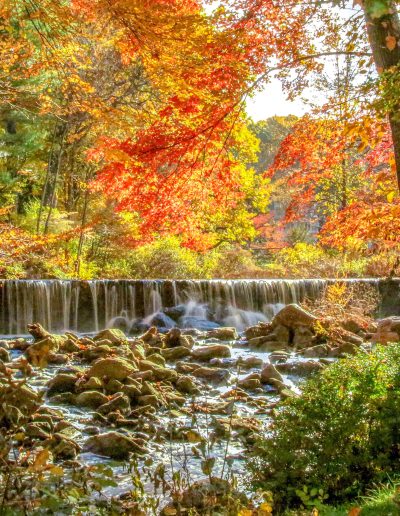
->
<box><xmin>0</xmin><ymin>277</ymin><xmax>397</xmax><ymax>335</ymax></box>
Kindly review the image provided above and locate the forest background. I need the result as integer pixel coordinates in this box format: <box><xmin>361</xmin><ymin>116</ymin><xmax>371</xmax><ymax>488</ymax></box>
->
<box><xmin>1</xmin><ymin>0</ymin><xmax>400</xmax><ymax>280</ymax></box>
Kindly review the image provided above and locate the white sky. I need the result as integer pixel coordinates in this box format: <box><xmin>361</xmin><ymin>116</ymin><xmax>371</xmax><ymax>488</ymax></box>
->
<box><xmin>246</xmin><ymin>79</ymin><xmax>309</xmax><ymax>120</ymax></box>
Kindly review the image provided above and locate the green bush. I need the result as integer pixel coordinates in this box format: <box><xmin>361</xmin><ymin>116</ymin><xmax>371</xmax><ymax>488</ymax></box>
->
<box><xmin>249</xmin><ymin>345</ymin><xmax>400</xmax><ymax>511</ymax></box>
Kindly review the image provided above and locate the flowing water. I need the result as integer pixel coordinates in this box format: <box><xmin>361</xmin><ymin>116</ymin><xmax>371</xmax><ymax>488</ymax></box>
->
<box><xmin>0</xmin><ymin>277</ymin><xmax>393</xmax><ymax>335</ymax></box>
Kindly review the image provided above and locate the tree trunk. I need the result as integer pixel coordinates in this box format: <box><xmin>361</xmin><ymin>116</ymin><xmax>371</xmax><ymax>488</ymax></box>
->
<box><xmin>362</xmin><ymin>0</ymin><xmax>400</xmax><ymax>189</ymax></box>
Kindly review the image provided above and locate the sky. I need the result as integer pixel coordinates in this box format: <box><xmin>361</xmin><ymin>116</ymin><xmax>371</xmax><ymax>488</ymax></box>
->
<box><xmin>246</xmin><ymin>79</ymin><xmax>309</xmax><ymax>120</ymax></box>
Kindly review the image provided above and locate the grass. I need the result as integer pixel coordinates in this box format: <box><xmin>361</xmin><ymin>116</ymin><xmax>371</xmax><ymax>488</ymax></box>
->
<box><xmin>286</xmin><ymin>480</ymin><xmax>400</xmax><ymax>515</ymax></box>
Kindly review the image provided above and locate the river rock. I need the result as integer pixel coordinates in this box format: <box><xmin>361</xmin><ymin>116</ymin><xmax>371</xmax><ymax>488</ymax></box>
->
<box><xmin>301</xmin><ymin>344</ymin><xmax>329</xmax><ymax>358</ymax></box>
<box><xmin>237</xmin><ymin>356</ymin><xmax>263</xmax><ymax>369</ymax></box>
<box><xmin>371</xmin><ymin>316</ymin><xmax>400</xmax><ymax>344</ymax></box>
<box><xmin>276</xmin><ymin>360</ymin><xmax>324</xmax><ymax>376</ymax></box>
<box><xmin>175</xmin><ymin>375</ymin><xmax>200</xmax><ymax>395</ymax></box>
<box><xmin>80</xmin><ymin>376</ymin><xmax>103</xmax><ymax>390</ymax></box>
<box><xmin>84</xmin><ymin>431</ymin><xmax>147</xmax><ymax>458</ymax></box>
<box><xmin>75</xmin><ymin>391</ymin><xmax>109</xmax><ymax>409</ymax></box>
<box><xmin>147</xmin><ymin>312</ymin><xmax>176</xmax><ymax>329</ymax></box>
<box><xmin>206</xmin><ymin>327</ymin><xmax>238</xmax><ymax>341</ymax></box>
<box><xmin>248</xmin><ymin>336</ymin><xmax>287</xmax><ymax>351</ymax></box>
<box><xmin>238</xmin><ymin>373</ymin><xmax>261</xmax><ymax>390</ymax></box>
<box><xmin>93</xmin><ymin>328</ymin><xmax>127</xmax><ymax>345</ymax></box>
<box><xmin>192</xmin><ymin>366</ymin><xmax>230</xmax><ymax>384</ymax></box>
<box><xmin>87</xmin><ymin>358</ymin><xmax>136</xmax><ymax>380</ymax></box>
<box><xmin>137</xmin><ymin>360</ymin><xmax>178</xmax><ymax>382</ymax></box>
<box><xmin>272</xmin><ymin>304</ymin><xmax>317</xmax><ymax>329</ymax></box>
<box><xmin>192</xmin><ymin>344</ymin><xmax>231</xmax><ymax>361</ymax></box>
<box><xmin>163</xmin><ymin>305</ymin><xmax>186</xmax><ymax>321</ymax></box>
<box><xmin>179</xmin><ymin>317</ymin><xmax>220</xmax><ymax>331</ymax></box>
<box><xmin>245</xmin><ymin>322</ymin><xmax>272</xmax><ymax>340</ymax></box>
<box><xmin>293</xmin><ymin>326</ymin><xmax>315</xmax><ymax>348</ymax></box>
<box><xmin>260</xmin><ymin>363</ymin><xmax>284</xmax><ymax>384</ymax></box>
<box><xmin>98</xmin><ymin>393</ymin><xmax>130</xmax><ymax>415</ymax></box>
<box><xmin>47</xmin><ymin>373</ymin><xmax>77</xmax><ymax>395</ymax></box>
<box><xmin>161</xmin><ymin>346</ymin><xmax>191</xmax><ymax>361</ymax></box>
<box><xmin>25</xmin><ymin>336</ymin><xmax>63</xmax><ymax>364</ymax></box>
<box><xmin>0</xmin><ymin>348</ymin><xmax>10</xmax><ymax>362</ymax></box>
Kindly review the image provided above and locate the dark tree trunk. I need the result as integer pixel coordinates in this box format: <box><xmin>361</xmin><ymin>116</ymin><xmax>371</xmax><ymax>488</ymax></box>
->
<box><xmin>363</xmin><ymin>0</ymin><xmax>400</xmax><ymax>190</ymax></box>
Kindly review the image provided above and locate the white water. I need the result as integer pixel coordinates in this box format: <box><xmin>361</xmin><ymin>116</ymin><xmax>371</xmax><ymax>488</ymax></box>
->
<box><xmin>0</xmin><ymin>278</ymin><xmax>382</xmax><ymax>334</ymax></box>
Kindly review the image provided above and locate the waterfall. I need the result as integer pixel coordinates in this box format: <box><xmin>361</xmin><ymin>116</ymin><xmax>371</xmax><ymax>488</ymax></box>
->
<box><xmin>0</xmin><ymin>278</ymin><xmax>396</xmax><ymax>335</ymax></box>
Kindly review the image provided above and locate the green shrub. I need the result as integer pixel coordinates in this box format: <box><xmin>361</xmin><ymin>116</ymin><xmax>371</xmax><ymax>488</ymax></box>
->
<box><xmin>249</xmin><ymin>345</ymin><xmax>400</xmax><ymax>511</ymax></box>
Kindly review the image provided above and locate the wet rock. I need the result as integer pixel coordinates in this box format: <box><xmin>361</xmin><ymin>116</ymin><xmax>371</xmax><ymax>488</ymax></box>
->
<box><xmin>24</xmin><ymin>422</ymin><xmax>51</xmax><ymax>440</ymax></box>
<box><xmin>179</xmin><ymin>317</ymin><xmax>220</xmax><ymax>331</ymax></box>
<box><xmin>98</xmin><ymin>393</ymin><xmax>130</xmax><ymax>415</ymax></box>
<box><xmin>84</xmin><ymin>426</ymin><xmax>100</xmax><ymax>435</ymax></box>
<box><xmin>93</xmin><ymin>328</ymin><xmax>127</xmax><ymax>345</ymax></box>
<box><xmin>272</xmin><ymin>304</ymin><xmax>317</xmax><ymax>329</ymax></box>
<box><xmin>175</xmin><ymin>375</ymin><xmax>200</xmax><ymax>395</ymax></box>
<box><xmin>137</xmin><ymin>360</ymin><xmax>178</xmax><ymax>382</ymax></box>
<box><xmin>10</xmin><ymin>338</ymin><xmax>30</xmax><ymax>351</ymax></box>
<box><xmin>46</xmin><ymin>433</ymin><xmax>80</xmax><ymax>460</ymax></box>
<box><xmin>27</xmin><ymin>323</ymin><xmax>51</xmax><ymax>340</ymax></box>
<box><xmin>192</xmin><ymin>344</ymin><xmax>231</xmax><ymax>361</ymax></box>
<box><xmin>276</xmin><ymin>360</ymin><xmax>324</xmax><ymax>376</ymax></box>
<box><xmin>248</xmin><ymin>336</ymin><xmax>287</xmax><ymax>351</ymax></box>
<box><xmin>161</xmin><ymin>346</ymin><xmax>191</xmax><ymax>361</ymax></box>
<box><xmin>206</xmin><ymin>327</ymin><xmax>238</xmax><ymax>341</ymax></box>
<box><xmin>192</xmin><ymin>366</ymin><xmax>230</xmax><ymax>384</ymax></box>
<box><xmin>84</xmin><ymin>431</ymin><xmax>147</xmax><ymax>458</ymax></box>
<box><xmin>238</xmin><ymin>373</ymin><xmax>261</xmax><ymax>390</ymax></box>
<box><xmin>237</xmin><ymin>356</ymin><xmax>263</xmax><ymax>369</ymax></box>
<box><xmin>137</xmin><ymin>394</ymin><xmax>161</xmax><ymax>407</ymax></box>
<box><xmin>47</xmin><ymin>353</ymin><xmax>69</xmax><ymax>364</ymax></box>
<box><xmin>75</xmin><ymin>391</ymin><xmax>109</xmax><ymax>409</ymax></box>
<box><xmin>174</xmin><ymin>477</ymin><xmax>245</xmax><ymax>512</ymax></box>
<box><xmin>371</xmin><ymin>316</ymin><xmax>400</xmax><ymax>344</ymax></box>
<box><xmin>87</xmin><ymin>358</ymin><xmax>136</xmax><ymax>381</ymax></box>
<box><xmin>104</xmin><ymin>378</ymin><xmax>124</xmax><ymax>394</ymax></box>
<box><xmin>269</xmin><ymin>351</ymin><xmax>289</xmax><ymax>364</ymax></box>
<box><xmin>0</xmin><ymin>340</ymin><xmax>9</xmax><ymax>350</ymax></box>
<box><xmin>280</xmin><ymin>387</ymin><xmax>297</xmax><ymax>400</ymax></box>
<box><xmin>162</xmin><ymin>305</ymin><xmax>186</xmax><ymax>321</ymax></box>
<box><xmin>245</xmin><ymin>322</ymin><xmax>272</xmax><ymax>340</ymax></box>
<box><xmin>47</xmin><ymin>373</ymin><xmax>77</xmax><ymax>396</ymax></box>
<box><xmin>147</xmin><ymin>312</ymin><xmax>176</xmax><ymax>329</ymax></box>
<box><xmin>60</xmin><ymin>339</ymin><xmax>81</xmax><ymax>353</ymax></box>
<box><xmin>80</xmin><ymin>376</ymin><xmax>103</xmax><ymax>390</ymax></box>
<box><xmin>301</xmin><ymin>344</ymin><xmax>329</xmax><ymax>358</ymax></box>
<box><xmin>146</xmin><ymin>352</ymin><xmax>166</xmax><ymax>367</ymax></box>
<box><xmin>49</xmin><ymin>392</ymin><xmax>76</xmax><ymax>404</ymax></box>
<box><xmin>0</xmin><ymin>347</ymin><xmax>10</xmax><ymax>361</ymax></box>
<box><xmin>25</xmin><ymin>336</ymin><xmax>63</xmax><ymax>364</ymax></box>
<box><xmin>260</xmin><ymin>363</ymin><xmax>284</xmax><ymax>384</ymax></box>
<box><xmin>293</xmin><ymin>325</ymin><xmax>315</xmax><ymax>348</ymax></box>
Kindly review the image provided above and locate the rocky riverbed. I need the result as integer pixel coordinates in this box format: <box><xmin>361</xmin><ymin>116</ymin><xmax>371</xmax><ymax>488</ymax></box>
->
<box><xmin>0</xmin><ymin>304</ymin><xmax>398</xmax><ymax>513</ymax></box>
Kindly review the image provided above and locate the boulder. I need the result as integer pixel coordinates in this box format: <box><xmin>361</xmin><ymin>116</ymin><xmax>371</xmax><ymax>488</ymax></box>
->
<box><xmin>25</xmin><ymin>336</ymin><xmax>62</xmax><ymax>365</ymax></box>
<box><xmin>192</xmin><ymin>366</ymin><xmax>230</xmax><ymax>384</ymax></box>
<box><xmin>237</xmin><ymin>356</ymin><xmax>263</xmax><ymax>369</ymax></box>
<box><xmin>192</xmin><ymin>344</ymin><xmax>231</xmax><ymax>361</ymax></box>
<box><xmin>87</xmin><ymin>358</ymin><xmax>136</xmax><ymax>381</ymax></box>
<box><xmin>147</xmin><ymin>312</ymin><xmax>176</xmax><ymax>329</ymax></box>
<box><xmin>47</xmin><ymin>373</ymin><xmax>77</xmax><ymax>396</ymax></box>
<box><xmin>93</xmin><ymin>329</ymin><xmax>127</xmax><ymax>345</ymax></box>
<box><xmin>84</xmin><ymin>431</ymin><xmax>147</xmax><ymax>458</ymax></box>
<box><xmin>260</xmin><ymin>363</ymin><xmax>284</xmax><ymax>384</ymax></box>
<box><xmin>161</xmin><ymin>346</ymin><xmax>191</xmax><ymax>361</ymax></box>
<box><xmin>206</xmin><ymin>327</ymin><xmax>238</xmax><ymax>341</ymax></box>
<box><xmin>371</xmin><ymin>317</ymin><xmax>400</xmax><ymax>344</ymax></box>
<box><xmin>75</xmin><ymin>391</ymin><xmax>109</xmax><ymax>409</ymax></box>
<box><xmin>178</xmin><ymin>317</ymin><xmax>220</xmax><ymax>331</ymax></box>
<box><xmin>97</xmin><ymin>393</ymin><xmax>130</xmax><ymax>415</ymax></box>
<box><xmin>238</xmin><ymin>373</ymin><xmax>261</xmax><ymax>390</ymax></box>
<box><xmin>162</xmin><ymin>305</ymin><xmax>186</xmax><ymax>322</ymax></box>
<box><xmin>301</xmin><ymin>344</ymin><xmax>329</xmax><ymax>358</ymax></box>
<box><xmin>245</xmin><ymin>322</ymin><xmax>272</xmax><ymax>341</ymax></box>
<box><xmin>272</xmin><ymin>304</ymin><xmax>317</xmax><ymax>329</ymax></box>
<box><xmin>248</xmin><ymin>336</ymin><xmax>287</xmax><ymax>351</ymax></box>
<box><xmin>276</xmin><ymin>360</ymin><xmax>324</xmax><ymax>376</ymax></box>
<box><xmin>293</xmin><ymin>325</ymin><xmax>314</xmax><ymax>348</ymax></box>
<box><xmin>175</xmin><ymin>375</ymin><xmax>200</xmax><ymax>395</ymax></box>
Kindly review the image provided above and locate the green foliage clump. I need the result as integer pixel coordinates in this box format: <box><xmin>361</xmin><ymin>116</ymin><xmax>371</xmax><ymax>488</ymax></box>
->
<box><xmin>249</xmin><ymin>345</ymin><xmax>400</xmax><ymax>511</ymax></box>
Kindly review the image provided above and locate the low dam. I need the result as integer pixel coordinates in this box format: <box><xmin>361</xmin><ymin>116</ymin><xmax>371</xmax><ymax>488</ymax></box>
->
<box><xmin>0</xmin><ymin>278</ymin><xmax>399</xmax><ymax>335</ymax></box>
